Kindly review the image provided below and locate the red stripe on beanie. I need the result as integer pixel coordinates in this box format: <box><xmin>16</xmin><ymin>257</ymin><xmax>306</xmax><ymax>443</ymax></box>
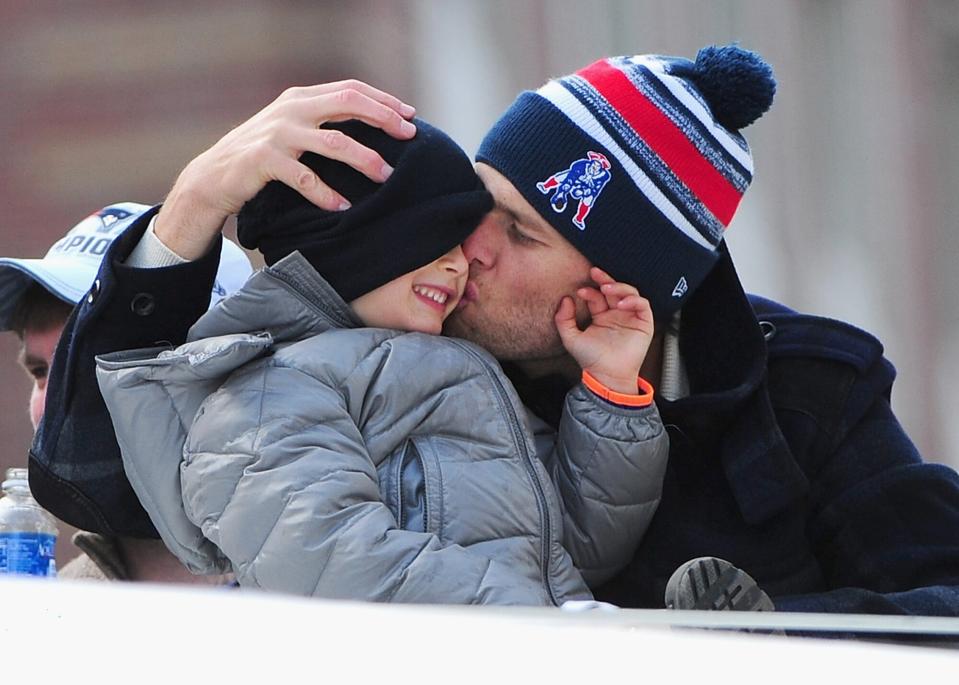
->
<box><xmin>577</xmin><ymin>59</ymin><xmax>741</xmax><ymax>226</ymax></box>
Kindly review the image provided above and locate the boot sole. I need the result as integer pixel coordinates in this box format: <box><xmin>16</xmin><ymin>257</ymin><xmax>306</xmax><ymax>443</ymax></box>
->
<box><xmin>665</xmin><ymin>556</ymin><xmax>775</xmax><ymax>612</ymax></box>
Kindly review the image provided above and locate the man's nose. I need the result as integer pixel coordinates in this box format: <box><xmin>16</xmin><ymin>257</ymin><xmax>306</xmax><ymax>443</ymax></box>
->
<box><xmin>461</xmin><ymin>214</ymin><xmax>498</xmax><ymax>267</ymax></box>
<box><xmin>29</xmin><ymin>382</ymin><xmax>46</xmax><ymax>431</ymax></box>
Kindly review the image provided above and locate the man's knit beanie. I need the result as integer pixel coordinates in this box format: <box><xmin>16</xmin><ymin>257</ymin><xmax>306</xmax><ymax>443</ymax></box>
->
<box><xmin>477</xmin><ymin>44</ymin><xmax>776</xmax><ymax>319</ymax></box>
<box><xmin>238</xmin><ymin>118</ymin><xmax>492</xmax><ymax>302</ymax></box>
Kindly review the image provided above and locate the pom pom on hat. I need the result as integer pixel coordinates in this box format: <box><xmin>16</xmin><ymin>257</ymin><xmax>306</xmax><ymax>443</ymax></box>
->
<box><xmin>689</xmin><ymin>44</ymin><xmax>776</xmax><ymax>130</ymax></box>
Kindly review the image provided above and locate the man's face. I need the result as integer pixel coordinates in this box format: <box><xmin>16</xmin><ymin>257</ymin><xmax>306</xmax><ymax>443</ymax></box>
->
<box><xmin>443</xmin><ymin>163</ymin><xmax>593</xmax><ymax>363</ymax></box>
<box><xmin>19</xmin><ymin>322</ymin><xmax>65</xmax><ymax>430</ymax></box>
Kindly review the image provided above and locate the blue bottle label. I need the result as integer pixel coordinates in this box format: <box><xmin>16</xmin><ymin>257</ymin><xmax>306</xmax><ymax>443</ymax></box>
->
<box><xmin>0</xmin><ymin>532</ymin><xmax>57</xmax><ymax>577</ymax></box>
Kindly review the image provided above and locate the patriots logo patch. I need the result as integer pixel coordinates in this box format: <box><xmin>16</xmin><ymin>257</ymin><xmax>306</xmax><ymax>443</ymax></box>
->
<box><xmin>536</xmin><ymin>151</ymin><xmax>612</xmax><ymax>230</ymax></box>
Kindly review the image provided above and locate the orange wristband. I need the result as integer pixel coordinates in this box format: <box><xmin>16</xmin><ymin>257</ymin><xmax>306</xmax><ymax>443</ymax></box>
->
<box><xmin>581</xmin><ymin>370</ymin><xmax>654</xmax><ymax>408</ymax></box>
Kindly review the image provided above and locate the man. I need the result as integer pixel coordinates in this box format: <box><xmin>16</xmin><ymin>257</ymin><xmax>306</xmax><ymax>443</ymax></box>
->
<box><xmin>33</xmin><ymin>46</ymin><xmax>959</xmax><ymax>614</ymax></box>
<box><xmin>1</xmin><ymin>202</ymin><xmax>252</xmax><ymax>581</ymax></box>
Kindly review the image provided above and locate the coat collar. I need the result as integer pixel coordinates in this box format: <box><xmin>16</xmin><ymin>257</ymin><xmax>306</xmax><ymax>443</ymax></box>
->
<box><xmin>187</xmin><ymin>251</ymin><xmax>363</xmax><ymax>343</ymax></box>
<box><xmin>660</xmin><ymin>245</ymin><xmax>809</xmax><ymax>524</ymax></box>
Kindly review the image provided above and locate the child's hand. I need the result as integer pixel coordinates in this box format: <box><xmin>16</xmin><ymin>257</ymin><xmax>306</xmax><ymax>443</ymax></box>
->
<box><xmin>554</xmin><ymin>267</ymin><xmax>654</xmax><ymax>396</ymax></box>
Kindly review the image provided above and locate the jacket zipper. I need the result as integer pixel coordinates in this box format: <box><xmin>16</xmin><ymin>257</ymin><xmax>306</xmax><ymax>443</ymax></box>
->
<box><xmin>450</xmin><ymin>341</ymin><xmax>560</xmax><ymax>606</ymax></box>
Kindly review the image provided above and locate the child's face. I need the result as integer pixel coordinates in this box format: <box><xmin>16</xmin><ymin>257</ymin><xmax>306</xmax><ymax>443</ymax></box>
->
<box><xmin>350</xmin><ymin>245</ymin><xmax>468</xmax><ymax>334</ymax></box>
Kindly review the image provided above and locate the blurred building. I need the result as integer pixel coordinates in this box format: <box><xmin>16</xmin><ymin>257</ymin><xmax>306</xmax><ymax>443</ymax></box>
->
<box><xmin>1</xmin><ymin>0</ymin><xmax>957</xmax><ymax>567</ymax></box>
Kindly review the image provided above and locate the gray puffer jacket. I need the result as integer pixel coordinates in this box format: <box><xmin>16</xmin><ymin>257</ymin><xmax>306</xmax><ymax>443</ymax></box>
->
<box><xmin>97</xmin><ymin>252</ymin><xmax>668</xmax><ymax>605</ymax></box>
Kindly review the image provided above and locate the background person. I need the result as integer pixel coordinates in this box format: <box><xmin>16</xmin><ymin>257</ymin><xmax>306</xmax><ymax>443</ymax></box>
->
<box><xmin>0</xmin><ymin>202</ymin><xmax>252</xmax><ymax>581</ymax></box>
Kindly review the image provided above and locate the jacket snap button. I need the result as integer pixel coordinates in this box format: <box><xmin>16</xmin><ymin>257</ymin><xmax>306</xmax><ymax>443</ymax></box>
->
<box><xmin>131</xmin><ymin>292</ymin><xmax>156</xmax><ymax>317</ymax></box>
<box><xmin>86</xmin><ymin>278</ymin><xmax>101</xmax><ymax>305</ymax></box>
<box><xmin>759</xmin><ymin>321</ymin><xmax>777</xmax><ymax>341</ymax></box>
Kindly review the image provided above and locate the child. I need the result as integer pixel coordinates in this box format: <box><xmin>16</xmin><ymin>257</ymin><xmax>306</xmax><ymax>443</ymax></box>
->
<box><xmin>96</xmin><ymin>119</ymin><xmax>668</xmax><ymax>605</ymax></box>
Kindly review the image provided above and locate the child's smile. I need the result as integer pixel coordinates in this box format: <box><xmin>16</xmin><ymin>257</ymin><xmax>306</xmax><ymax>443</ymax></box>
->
<box><xmin>412</xmin><ymin>283</ymin><xmax>456</xmax><ymax>310</ymax></box>
<box><xmin>350</xmin><ymin>245</ymin><xmax>467</xmax><ymax>335</ymax></box>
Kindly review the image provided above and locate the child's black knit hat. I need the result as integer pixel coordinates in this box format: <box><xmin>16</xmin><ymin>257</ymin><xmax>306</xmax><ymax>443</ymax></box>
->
<box><xmin>238</xmin><ymin>118</ymin><xmax>492</xmax><ymax>301</ymax></box>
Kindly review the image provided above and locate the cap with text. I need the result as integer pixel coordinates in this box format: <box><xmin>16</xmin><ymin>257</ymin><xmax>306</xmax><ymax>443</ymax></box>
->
<box><xmin>0</xmin><ymin>202</ymin><xmax>252</xmax><ymax>331</ymax></box>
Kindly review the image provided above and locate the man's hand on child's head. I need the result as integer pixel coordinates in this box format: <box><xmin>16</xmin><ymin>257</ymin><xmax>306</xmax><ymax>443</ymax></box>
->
<box><xmin>155</xmin><ymin>80</ymin><xmax>417</xmax><ymax>260</ymax></box>
<box><xmin>554</xmin><ymin>267</ymin><xmax>654</xmax><ymax>396</ymax></box>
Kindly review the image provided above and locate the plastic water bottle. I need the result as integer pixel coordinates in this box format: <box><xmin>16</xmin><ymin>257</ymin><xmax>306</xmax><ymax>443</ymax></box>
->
<box><xmin>0</xmin><ymin>468</ymin><xmax>58</xmax><ymax>577</ymax></box>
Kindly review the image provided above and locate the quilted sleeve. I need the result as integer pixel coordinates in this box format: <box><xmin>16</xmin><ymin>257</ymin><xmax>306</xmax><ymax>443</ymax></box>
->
<box><xmin>541</xmin><ymin>385</ymin><xmax>668</xmax><ymax>587</ymax></box>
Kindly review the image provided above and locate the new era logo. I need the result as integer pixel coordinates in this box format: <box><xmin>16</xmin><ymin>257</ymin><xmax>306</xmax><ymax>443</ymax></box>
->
<box><xmin>672</xmin><ymin>277</ymin><xmax>688</xmax><ymax>298</ymax></box>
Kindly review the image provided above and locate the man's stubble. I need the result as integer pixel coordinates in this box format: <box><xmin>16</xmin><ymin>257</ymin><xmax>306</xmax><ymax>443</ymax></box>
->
<box><xmin>443</xmin><ymin>293</ymin><xmax>567</xmax><ymax>364</ymax></box>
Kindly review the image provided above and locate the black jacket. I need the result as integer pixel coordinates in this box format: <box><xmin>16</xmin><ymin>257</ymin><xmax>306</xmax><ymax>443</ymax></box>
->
<box><xmin>598</xmin><ymin>249</ymin><xmax>959</xmax><ymax>614</ymax></box>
